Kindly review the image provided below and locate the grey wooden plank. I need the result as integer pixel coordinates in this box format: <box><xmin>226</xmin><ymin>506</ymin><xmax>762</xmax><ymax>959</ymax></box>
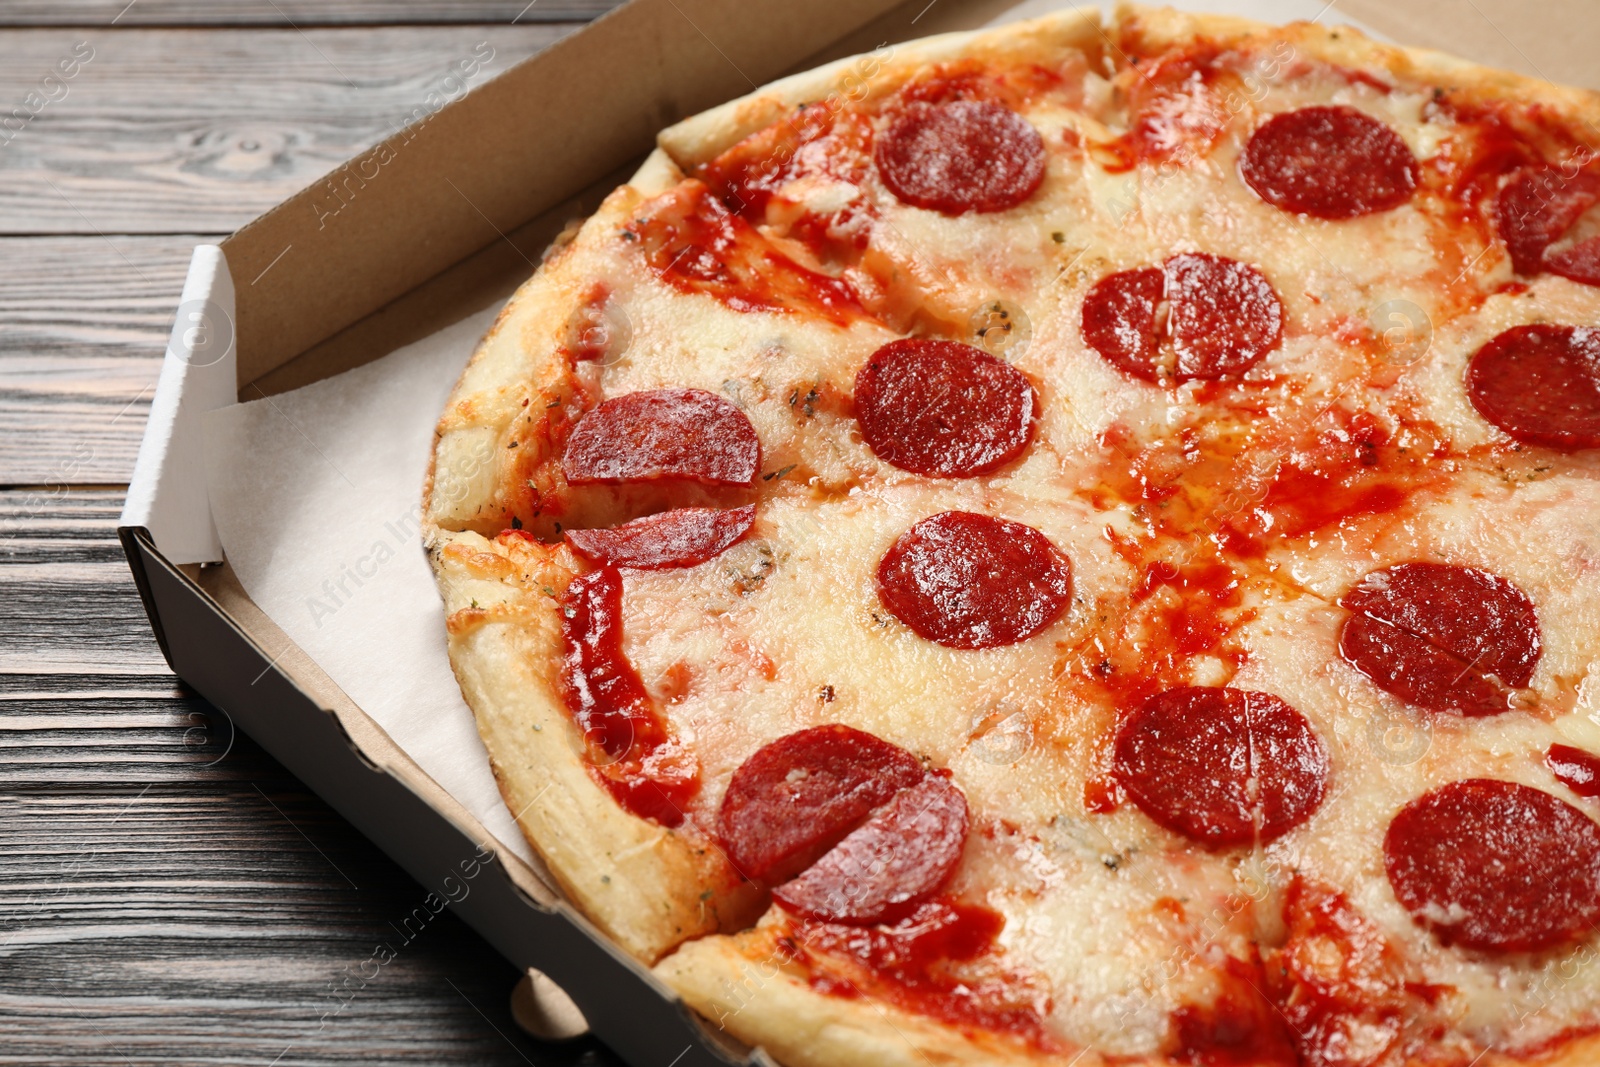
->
<box><xmin>0</xmin><ymin>237</ymin><xmax>198</xmax><ymax>484</ymax></box>
<box><xmin>0</xmin><ymin>552</ymin><xmax>170</xmax><ymax>675</ymax></box>
<box><xmin>0</xmin><ymin>783</ymin><xmax>616</xmax><ymax>1066</ymax></box>
<box><xmin>0</xmin><ymin>0</ymin><xmax>621</xmax><ymax>25</ymax></box>
<box><xmin>0</xmin><ymin>25</ymin><xmax>577</xmax><ymax>234</ymax></box>
<box><xmin>0</xmin><ymin>673</ymin><xmax>237</xmax><ymax>785</ymax></box>
<box><xmin>0</xmin><ymin>490</ymin><xmax>168</xmax><ymax>675</ymax></box>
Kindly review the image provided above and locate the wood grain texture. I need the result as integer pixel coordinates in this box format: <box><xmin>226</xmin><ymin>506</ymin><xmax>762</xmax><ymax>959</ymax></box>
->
<box><xmin>0</xmin><ymin>764</ymin><xmax>619</xmax><ymax>1066</ymax></box>
<box><xmin>0</xmin><ymin>491</ymin><xmax>170</xmax><ymax>675</ymax></box>
<box><xmin>0</xmin><ymin>237</ymin><xmax>199</xmax><ymax>484</ymax></box>
<box><xmin>0</xmin><ymin>25</ymin><xmax>578</xmax><ymax>234</ymax></box>
<box><xmin>0</xmin><ymin>0</ymin><xmax>621</xmax><ymax>26</ymax></box>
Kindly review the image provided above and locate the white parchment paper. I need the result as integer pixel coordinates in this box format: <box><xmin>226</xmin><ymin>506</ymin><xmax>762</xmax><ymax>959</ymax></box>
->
<box><xmin>993</xmin><ymin>0</ymin><xmax>1375</xmax><ymax>33</ymax></box>
<box><xmin>203</xmin><ymin>306</ymin><xmax>536</xmax><ymax>863</ymax></box>
<box><xmin>200</xmin><ymin>0</ymin><xmax>1374</xmax><ymax>873</ymax></box>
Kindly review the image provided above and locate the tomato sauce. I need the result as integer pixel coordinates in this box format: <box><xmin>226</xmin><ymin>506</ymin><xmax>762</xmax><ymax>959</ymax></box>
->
<box><xmin>1424</xmin><ymin>97</ymin><xmax>1538</xmax><ymax>217</ymax></box>
<box><xmin>564</xmin><ymin>284</ymin><xmax>614</xmax><ymax>363</ymax></box>
<box><xmin>1070</xmin><ymin>390</ymin><xmax>1458</xmax><ymax>733</ymax></box>
<box><xmin>1133</xmin><ymin>558</ymin><xmax>1246</xmax><ymax>655</ymax></box>
<box><xmin>696</xmin><ymin>104</ymin><xmax>876</xmax><ymax>260</ymax></box>
<box><xmin>898</xmin><ymin>62</ymin><xmax>1037</xmax><ymax>108</ymax></box>
<box><xmin>1096</xmin><ymin>44</ymin><xmax>1232</xmax><ymax>173</ymax></box>
<box><xmin>1266</xmin><ymin>877</ymin><xmax>1456</xmax><ymax>1067</ymax></box>
<box><xmin>558</xmin><ymin>567</ymin><xmax>698</xmax><ymax>826</ymax></box>
<box><xmin>1083</xmin><ymin>772</ymin><xmax>1124</xmax><ymax>814</ymax></box>
<box><xmin>1170</xmin><ymin>954</ymin><xmax>1296</xmax><ymax>1065</ymax></box>
<box><xmin>790</xmin><ymin>898</ymin><xmax>1060</xmax><ymax>1049</ymax></box>
<box><xmin>626</xmin><ymin>182</ymin><xmax>865</xmax><ymax>325</ymax></box>
<box><xmin>1087</xmin><ymin>399</ymin><xmax>1451</xmax><ymax>557</ymax></box>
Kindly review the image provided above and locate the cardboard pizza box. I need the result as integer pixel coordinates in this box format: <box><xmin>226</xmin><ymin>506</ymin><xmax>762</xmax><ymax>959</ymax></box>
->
<box><xmin>116</xmin><ymin>0</ymin><xmax>1598</xmax><ymax>1063</ymax></box>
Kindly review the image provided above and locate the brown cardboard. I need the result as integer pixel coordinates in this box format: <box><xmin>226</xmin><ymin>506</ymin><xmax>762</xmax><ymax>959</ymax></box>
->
<box><xmin>252</xmin><ymin>164</ymin><xmax>636</xmax><ymax>397</ymax></box>
<box><xmin>221</xmin><ymin>0</ymin><xmax>914</xmax><ymax>389</ymax></box>
<box><xmin>1334</xmin><ymin>0</ymin><xmax>1600</xmax><ymax>91</ymax></box>
<box><xmin>121</xmin><ymin>2</ymin><xmax>1600</xmax><ymax>1064</ymax></box>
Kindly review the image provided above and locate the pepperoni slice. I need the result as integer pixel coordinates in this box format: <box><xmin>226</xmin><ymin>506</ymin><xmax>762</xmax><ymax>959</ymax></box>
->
<box><xmin>1081</xmin><ymin>254</ymin><xmax>1283</xmax><ymax>383</ymax></box>
<box><xmin>1240</xmin><ymin>106</ymin><xmax>1418</xmax><ymax>219</ymax></box>
<box><xmin>1548</xmin><ymin>744</ymin><xmax>1600</xmax><ymax>799</ymax></box>
<box><xmin>564</xmin><ymin>505</ymin><xmax>754</xmax><ymax>569</ymax></box>
<box><xmin>1465</xmin><ymin>324</ymin><xmax>1600</xmax><ymax>450</ymax></box>
<box><xmin>876</xmin><ymin>511</ymin><xmax>1072</xmax><ymax>649</ymax></box>
<box><xmin>852</xmin><ymin>339</ymin><xmax>1038</xmax><ymax>477</ymax></box>
<box><xmin>718</xmin><ymin>725</ymin><xmax>926</xmax><ymax>885</ymax></box>
<box><xmin>1384</xmin><ymin>779</ymin><xmax>1600</xmax><ymax>952</ymax></box>
<box><xmin>1080</xmin><ymin>267</ymin><xmax>1163</xmax><ymax>380</ymax></box>
<box><xmin>1494</xmin><ymin>165</ymin><xmax>1600</xmax><ymax>280</ymax></box>
<box><xmin>1166</xmin><ymin>254</ymin><xmax>1284</xmax><ymax>378</ymax></box>
<box><xmin>1338</xmin><ymin>562</ymin><xmax>1540</xmax><ymax>716</ymax></box>
<box><xmin>774</xmin><ymin>774</ymin><xmax>970</xmax><ymax>925</ymax></box>
<box><xmin>559</xmin><ymin>567</ymin><xmax>697</xmax><ymax>826</ymax></box>
<box><xmin>1547</xmin><ymin>239</ymin><xmax>1600</xmax><ymax>286</ymax></box>
<box><xmin>1112</xmin><ymin>686</ymin><xmax>1328</xmax><ymax>848</ymax></box>
<box><xmin>1339</xmin><ymin>615</ymin><xmax>1507</xmax><ymax>717</ymax></box>
<box><xmin>874</xmin><ymin>99</ymin><xmax>1046</xmax><ymax>215</ymax></box>
<box><xmin>562</xmin><ymin>388</ymin><xmax>760</xmax><ymax>486</ymax></box>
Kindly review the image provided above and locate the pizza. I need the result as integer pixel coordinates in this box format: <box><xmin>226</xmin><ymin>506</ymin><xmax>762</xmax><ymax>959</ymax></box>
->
<box><xmin>422</xmin><ymin>4</ymin><xmax>1600</xmax><ymax>1065</ymax></box>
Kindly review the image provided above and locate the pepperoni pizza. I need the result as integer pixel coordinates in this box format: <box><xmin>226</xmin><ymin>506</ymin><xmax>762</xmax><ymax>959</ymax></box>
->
<box><xmin>425</xmin><ymin>6</ymin><xmax>1600</xmax><ymax>1065</ymax></box>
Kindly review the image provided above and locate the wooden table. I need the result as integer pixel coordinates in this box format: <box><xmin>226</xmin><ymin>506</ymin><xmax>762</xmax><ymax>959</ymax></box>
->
<box><xmin>0</xmin><ymin>3</ymin><xmax>626</xmax><ymax>1063</ymax></box>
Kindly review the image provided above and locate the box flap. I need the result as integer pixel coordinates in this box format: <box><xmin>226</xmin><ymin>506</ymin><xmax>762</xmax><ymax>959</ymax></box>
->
<box><xmin>120</xmin><ymin>244</ymin><xmax>235</xmax><ymax>565</ymax></box>
<box><xmin>219</xmin><ymin>0</ymin><xmax>910</xmax><ymax>386</ymax></box>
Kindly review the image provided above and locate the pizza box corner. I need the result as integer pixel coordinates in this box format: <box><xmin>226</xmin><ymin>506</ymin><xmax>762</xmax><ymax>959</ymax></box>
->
<box><xmin>113</xmin><ymin>0</ymin><xmax>1598</xmax><ymax>1064</ymax></box>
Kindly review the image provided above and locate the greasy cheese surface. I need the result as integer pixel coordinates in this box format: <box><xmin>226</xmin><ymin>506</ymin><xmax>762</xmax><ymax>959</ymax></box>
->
<box><xmin>429</xmin><ymin>8</ymin><xmax>1600</xmax><ymax>1066</ymax></box>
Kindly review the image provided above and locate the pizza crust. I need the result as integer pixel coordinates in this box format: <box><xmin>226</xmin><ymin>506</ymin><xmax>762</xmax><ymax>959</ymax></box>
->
<box><xmin>428</xmin><ymin>527</ymin><xmax>765</xmax><ymax>962</ymax></box>
<box><xmin>664</xmin><ymin>930</ymin><xmax>1600</xmax><ymax>1067</ymax></box>
<box><xmin>425</xmin><ymin>147</ymin><xmax>685</xmax><ymax>536</ymax></box>
<box><xmin>424</xmin><ymin>149</ymin><xmax>777</xmax><ymax>963</ymax></box>
<box><xmin>1117</xmin><ymin>1</ymin><xmax>1600</xmax><ymax>115</ymax></box>
<box><xmin>656</xmin><ymin>5</ymin><xmax>1107</xmax><ymax>171</ymax></box>
<box><xmin>664</xmin><ymin>908</ymin><xmax>1600</xmax><ymax>1067</ymax></box>
<box><xmin>656</xmin><ymin>912</ymin><xmax>1050</xmax><ymax>1067</ymax></box>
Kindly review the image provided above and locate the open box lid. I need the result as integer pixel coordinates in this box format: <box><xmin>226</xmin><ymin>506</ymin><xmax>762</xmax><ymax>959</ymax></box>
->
<box><xmin>114</xmin><ymin>0</ymin><xmax>1600</xmax><ymax>1063</ymax></box>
